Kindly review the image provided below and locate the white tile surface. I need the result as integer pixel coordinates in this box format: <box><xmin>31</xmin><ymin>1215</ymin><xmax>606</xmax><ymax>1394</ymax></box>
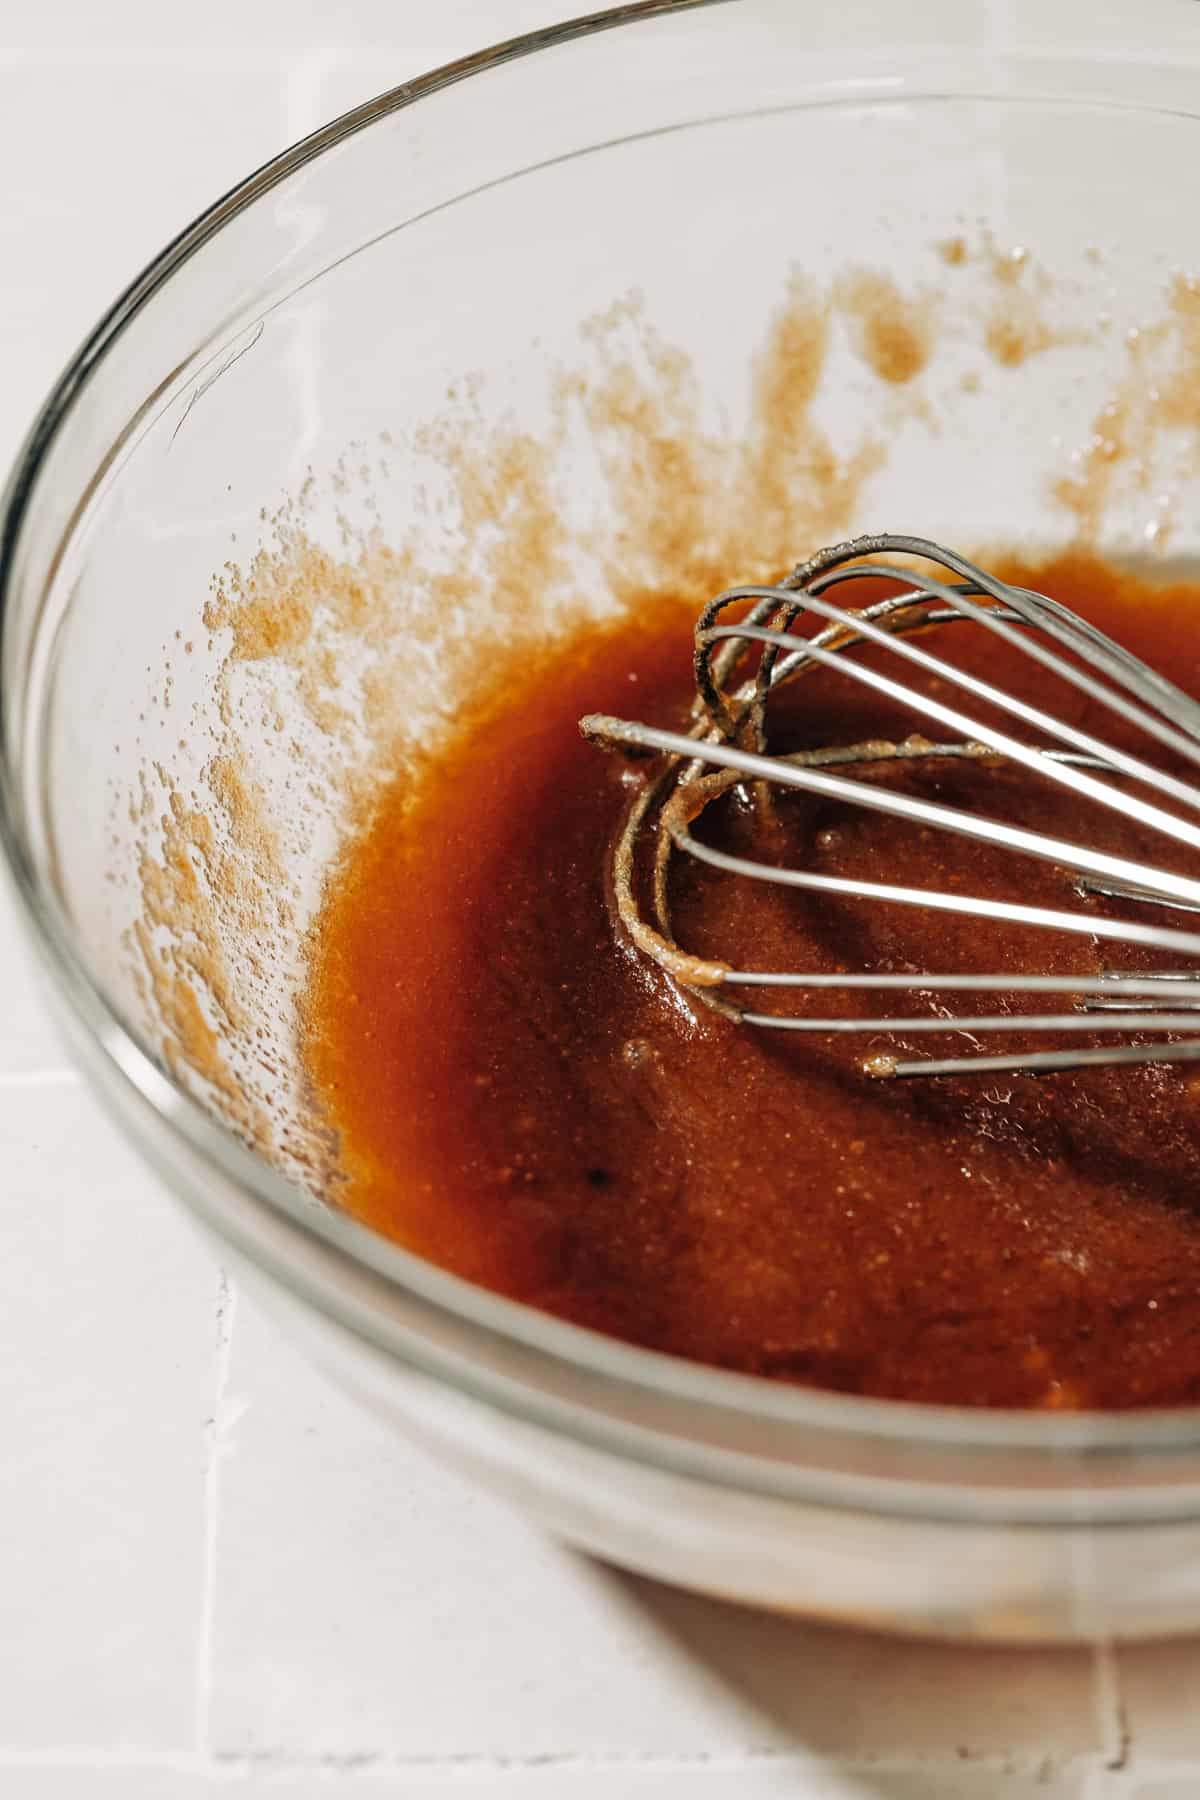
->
<box><xmin>0</xmin><ymin>58</ymin><xmax>288</xmax><ymax>473</ymax></box>
<box><xmin>0</xmin><ymin>1</ymin><xmax>596</xmax><ymax>52</ymax></box>
<box><xmin>209</xmin><ymin>1302</ymin><xmax>1101</xmax><ymax>1770</ymax></box>
<box><xmin>1113</xmin><ymin>1641</ymin><xmax>1200</xmax><ymax>1762</ymax></box>
<box><xmin>0</xmin><ymin>1762</ymin><xmax>1097</xmax><ymax>1799</ymax></box>
<box><xmin>1</xmin><ymin>3</ymin><xmax>1200</xmax><ymax>1797</ymax></box>
<box><xmin>0</xmin><ymin>1080</ymin><xmax>216</xmax><ymax>1750</ymax></box>
<box><xmin>1117</xmin><ymin>1780</ymin><xmax>1200</xmax><ymax>1800</ymax></box>
<box><xmin>0</xmin><ymin>882</ymin><xmax>72</xmax><ymax>1075</ymax></box>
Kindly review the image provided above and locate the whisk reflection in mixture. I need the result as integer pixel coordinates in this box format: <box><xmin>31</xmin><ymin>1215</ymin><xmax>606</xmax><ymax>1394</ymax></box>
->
<box><xmin>581</xmin><ymin>534</ymin><xmax>1200</xmax><ymax>1079</ymax></box>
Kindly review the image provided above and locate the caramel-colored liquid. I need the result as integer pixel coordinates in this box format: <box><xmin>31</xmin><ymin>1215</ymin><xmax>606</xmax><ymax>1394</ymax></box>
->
<box><xmin>304</xmin><ymin>554</ymin><xmax>1200</xmax><ymax>1408</ymax></box>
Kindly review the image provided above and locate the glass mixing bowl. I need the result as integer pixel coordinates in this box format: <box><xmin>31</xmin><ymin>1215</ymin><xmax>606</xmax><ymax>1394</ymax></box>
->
<box><xmin>8</xmin><ymin>0</ymin><xmax>1200</xmax><ymax>1641</ymax></box>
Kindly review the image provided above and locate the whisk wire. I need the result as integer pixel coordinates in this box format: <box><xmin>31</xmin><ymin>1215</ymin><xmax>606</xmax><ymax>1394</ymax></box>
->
<box><xmin>580</xmin><ymin>535</ymin><xmax>1200</xmax><ymax>1079</ymax></box>
<box><xmin>601</xmin><ymin>716</ymin><xmax>1200</xmax><ymax>917</ymax></box>
<box><xmin>704</xmin><ymin>608</ymin><xmax>1200</xmax><ymax>839</ymax></box>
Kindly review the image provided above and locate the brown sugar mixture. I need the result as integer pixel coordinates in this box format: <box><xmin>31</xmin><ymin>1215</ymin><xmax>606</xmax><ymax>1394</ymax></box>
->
<box><xmin>303</xmin><ymin>552</ymin><xmax>1200</xmax><ymax>1409</ymax></box>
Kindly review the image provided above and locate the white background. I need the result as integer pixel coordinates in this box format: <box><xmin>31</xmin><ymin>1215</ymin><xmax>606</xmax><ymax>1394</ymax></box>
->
<box><xmin>2</xmin><ymin>3</ymin><xmax>1200</xmax><ymax>1796</ymax></box>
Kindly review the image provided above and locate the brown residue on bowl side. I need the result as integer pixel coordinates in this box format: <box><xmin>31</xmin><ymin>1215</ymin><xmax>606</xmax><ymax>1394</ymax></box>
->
<box><xmin>984</xmin><ymin>286</ymin><xmax>1074</xmax><ymax>368</ymax></box>
<box><xmin>131</xmin><ymin>782</ymin><xmax>269</xmax><ymax>1144</ymax></box>
<box><xmin>1054</xmin><ymin>271</ymin><xmax>1200</xmax><ymax>542</ymax></box>
<box><xmin>933</xmin><ymin>231</ymin><xmax>1094</xmax><ymax>370</ymax></box>
<box><xmin>126</xmin><ymin>248</ymin><xmax>1200</xmax><ymax>1180</ymax></box>
<box><xmin>834</xmin><ymin>269</ymin><xmax>935</xmax><ymax>385</ymax></box>
<box><xmin>127</xmin><ymin>277</ymin><xmax>891</xmax><ymax>1167</ymax></box>
<box><xmin>1158</xmin><ymin>272</ymin><xmax>1200</xmax><ymax>431</ymax></box>
<box><xmin>981</xmin><ymin>242</ymin><xmax>1087</xmax><ymax>368</ymax></box>
<box><xmin>741</xmin><ymin>275</ymin><xmax>885</xmax><ymax>559</ymax></box>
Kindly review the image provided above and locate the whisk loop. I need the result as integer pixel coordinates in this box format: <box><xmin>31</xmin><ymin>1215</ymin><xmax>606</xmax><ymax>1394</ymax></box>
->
<box><xmin>580</xmin><ymin>534</ymin><xmax>1200</xmax><ymax>1079</ymax></box>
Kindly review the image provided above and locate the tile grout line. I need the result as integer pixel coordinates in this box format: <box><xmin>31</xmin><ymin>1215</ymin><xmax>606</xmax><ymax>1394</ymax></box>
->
<box><xmin>194</xmin><ymin>1267</ymin><xmax>237</xmax><ymax>1757</ymax></box>
<box><xmin>1094</xmin><ymin>1636</ymin><xmax>1131</xmax><ymax>1773</ymax></box>
<box><xmin>0</xmin><ymin>44</ymin><xmax>469</xmax><ymax>67</ymax></box>
<box><xmin>0</xmin><ymin>1746</ymin><xmax>1139</xmax><ymax>1776</ymax></box>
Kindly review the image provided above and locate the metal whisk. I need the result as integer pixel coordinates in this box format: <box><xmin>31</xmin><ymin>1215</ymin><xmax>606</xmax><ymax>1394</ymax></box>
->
<box><xmin>580</xmin><ymin>534</ymin><xmax>1200</xmax><ymax>1079</ymax></box>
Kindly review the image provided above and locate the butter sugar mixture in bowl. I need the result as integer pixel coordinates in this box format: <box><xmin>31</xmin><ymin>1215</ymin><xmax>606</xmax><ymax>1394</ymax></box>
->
<box><xmin>10</xmin><ymin>0</ymin><xmax>1200</xmax><ymax>1639</ymax></box>
<box><xmin>305</xmin><ymin>542</ymin><xmax>1200</xmax><ymax>1411</ymax></box>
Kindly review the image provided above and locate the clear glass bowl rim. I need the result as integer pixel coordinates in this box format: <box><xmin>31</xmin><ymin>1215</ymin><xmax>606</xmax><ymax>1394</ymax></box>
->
<box><xmin>4</xmin><ymin>0</ymin><xmax>1200</xmax><ymax>1479</ymax></box>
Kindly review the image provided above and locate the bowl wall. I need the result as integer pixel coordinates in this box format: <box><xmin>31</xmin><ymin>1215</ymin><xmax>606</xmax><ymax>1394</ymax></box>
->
<box><xmin>9</xmin><ymin>0</ymin><xmax>1200</xmax><ymax>1637</ymax></box>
